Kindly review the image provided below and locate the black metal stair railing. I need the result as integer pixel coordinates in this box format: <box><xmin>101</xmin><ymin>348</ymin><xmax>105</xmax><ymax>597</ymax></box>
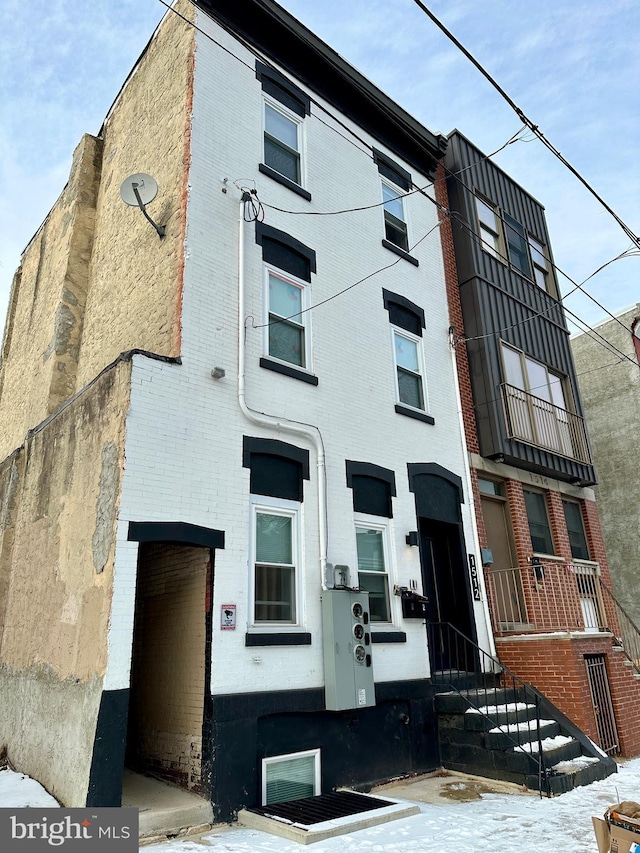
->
<box><xmin>598</xmin><ymin>579</ymin><xmax>640</xmax><ymax>676</ymax></box>
<box><xmin>428</xmin><ymin>621</ymin><xmax>552</xmax><ymax>797</ymax></box>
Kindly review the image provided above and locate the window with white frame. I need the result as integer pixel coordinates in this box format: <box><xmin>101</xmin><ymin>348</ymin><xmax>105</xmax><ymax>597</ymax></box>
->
<box><xmin>252</xmin><ymin>499</ymin><xmax>300</xmax><ymax>625</ymax></box>
<box><xmin>265</xmin><ymin>269</ymin><xmax>309</xmax><ymax>368</ymax></box>
<box><xmin>262</xmin><ymin>749</ymin><xmax>321</xmax><ymax>805</ymax></box>
<box><xmin>393</xmin><ymin>329</ymin><xmax>425</xmax><ymax>410</ymax></box>
<box><xmin>355</xmin><ymin>521</ymin><xmax>392</xmax><ymax>623</ymax></box>
<box><xmin>527</xmin><ymin>233</ymin><xmax>550</xmax><ymax>292</ymax></box>
<box><xmin>264</xmin><ymin>100</ymin><xmax>303</xmax><ymax>186</ymax></box>
<box><xmin>381</xmin><ymin>179</ymin><xmax>409</xmax><ymax>252</ymax></box>
<box><xmin>475</xmin><ymin>195</ymin><xmax>503</xmax><ymax>258</ymax></box>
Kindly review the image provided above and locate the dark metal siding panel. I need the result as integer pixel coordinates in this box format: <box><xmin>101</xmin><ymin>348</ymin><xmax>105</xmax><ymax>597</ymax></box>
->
<box><xmin>467</xmin><ymin>277</ymin><xmax>596</xmax><ymax>484</ymax></box>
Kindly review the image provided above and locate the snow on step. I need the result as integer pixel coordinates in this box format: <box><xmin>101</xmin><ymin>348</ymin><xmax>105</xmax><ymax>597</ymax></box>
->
<box><xmin>465</xmin><ymin>702</ymin><xmax>535</xmax><ymax>715</ymax></box>
<box><xmin>551</xmin><ymin>756</ymin><xmax>600</xmax><ymax>772</ymax></box>
<box><xmin>514</xmin><ymin>735</ymin><xmax>575</xmax><ymax>753</ymax></box>
<box><xmin>489</xmin><ymin>719</ymin><xmax>556</xmax><ymax>734</ymax></box>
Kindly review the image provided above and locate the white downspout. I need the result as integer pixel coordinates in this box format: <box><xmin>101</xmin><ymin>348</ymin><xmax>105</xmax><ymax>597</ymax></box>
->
<box><xmin>448</xmin><ymin>326</ymin><xmax>496</xmax><ymax>658</ymax></box>
<box><xmin>238</xmin><ymin>193</ymin><xmax>328</xmax><ymax>590</ymax></box>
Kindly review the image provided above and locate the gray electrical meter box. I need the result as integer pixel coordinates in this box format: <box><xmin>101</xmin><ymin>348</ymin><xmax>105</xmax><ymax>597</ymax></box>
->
<box><xmin>322</xmin><ymin>589</ymin><xmax>376</xmax><ymax>711</ymax></box>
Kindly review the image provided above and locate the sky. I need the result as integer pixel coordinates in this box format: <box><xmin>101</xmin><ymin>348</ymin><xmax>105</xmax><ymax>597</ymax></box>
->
<box><xmin>1</xmin><ymin>0</ymin><xmax>638</xmax><ymax>342</ymax></box>
<box><xmin>2</xmin><ymin>758</ymin><xmax>640</xmax><ymax>852</ymax></box>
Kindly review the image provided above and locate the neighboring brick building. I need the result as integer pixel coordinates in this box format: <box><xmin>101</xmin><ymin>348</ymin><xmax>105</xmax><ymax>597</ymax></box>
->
<box><xmin>443</xmin><ymin>131</ymin><xmax>640</xmax><ymax>758</ymax></box>
<box><xmin>571</xmin><ymin>306</ymin><xmax>640</xmax><ymax>629</ymax></box>
<box><xmin>0</xmin><ymin>0</ymin><xmax>495</xmax><ymax>819</ymax></box>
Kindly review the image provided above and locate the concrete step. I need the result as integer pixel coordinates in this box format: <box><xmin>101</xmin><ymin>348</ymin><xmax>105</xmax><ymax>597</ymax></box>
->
<box><xmin>121</xmin><ymin>770</ymin><xmax>213</xmax><ymax>840</ymax></box>
<box><xmin>485</xmin><ymin>720</ymin><xmax>560</xmax><ymax>751</ymax></box>
<box><xmin>525</xmin><ymin>753</ymin><xmax>615</xmax><ymax>794</ymax></box>
<box><xmin>463</xmin><ymin>703</ymin><xmax>539</xmax><ymax>732</ymax></box>
<box><xmin>434</xmin><ymin>687</ymin><xmax>523</xmax><ymax>714</ymax></box>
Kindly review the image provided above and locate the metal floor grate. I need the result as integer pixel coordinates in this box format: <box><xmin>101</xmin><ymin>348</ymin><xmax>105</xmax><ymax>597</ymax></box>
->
<box><xmin>249</xmin><ymin>791</ymin><xmax>394</xmax><ymax>826</ymax></box>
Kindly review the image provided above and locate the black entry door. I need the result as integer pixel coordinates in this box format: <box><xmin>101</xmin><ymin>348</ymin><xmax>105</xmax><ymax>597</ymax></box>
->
<box><xmin>419</xmin><ymin>518</ymin><xmax>474</xmax><ymax>671</ymax></box>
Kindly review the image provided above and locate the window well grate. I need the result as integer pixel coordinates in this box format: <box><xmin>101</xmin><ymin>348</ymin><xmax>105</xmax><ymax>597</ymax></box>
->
<box><xmin>250</xmin><ymin>791</ymin><xmax>394</xmax><ymax>826</ymax></box>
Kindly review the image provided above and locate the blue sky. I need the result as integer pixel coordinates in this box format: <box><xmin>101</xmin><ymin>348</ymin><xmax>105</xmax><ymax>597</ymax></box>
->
<box><xmin>1</xmin><ymin>0</ymin><xmax>638</xmax><ymax>339</ymax></box>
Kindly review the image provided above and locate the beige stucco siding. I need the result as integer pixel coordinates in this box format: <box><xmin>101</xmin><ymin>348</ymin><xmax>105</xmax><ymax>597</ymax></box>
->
<box><xmin>0</xmin><ymin>359</ymin><xmax>131</xmax><ymax>805</ymax></box>
<box><xmin>0</xmin><ymin>135</ymin><xmax>103</xmax><ymax>459</ymax></box>
<box><xmin>0</xmin><ymin>360</ymin><xmax>130</xmax><ymax>678</ymax></box>
<box><xmin>76</xmin><ymin>5</ymin><xmax>194</xmax><ymax>385</ymax></box>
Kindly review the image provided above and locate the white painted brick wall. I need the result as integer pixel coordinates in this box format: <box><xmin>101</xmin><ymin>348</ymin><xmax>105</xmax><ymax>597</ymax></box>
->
<box><xmin>105</xmin><ymin>11</ymin><xmax>490</xmax><ymax>695</ymax></box>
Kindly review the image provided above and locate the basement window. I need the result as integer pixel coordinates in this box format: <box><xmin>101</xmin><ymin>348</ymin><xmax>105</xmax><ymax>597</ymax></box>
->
<box><xmin>262</xmin><ymin>749</ymin><xmax>321</xmax><ymax>805</ymax></box>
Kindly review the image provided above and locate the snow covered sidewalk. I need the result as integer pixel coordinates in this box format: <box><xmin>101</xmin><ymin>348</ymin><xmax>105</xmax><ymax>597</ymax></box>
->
<box><xmin>1</xmin><ymin>759</ymin><xmax>638</xmax><ymax>852</ymax></box>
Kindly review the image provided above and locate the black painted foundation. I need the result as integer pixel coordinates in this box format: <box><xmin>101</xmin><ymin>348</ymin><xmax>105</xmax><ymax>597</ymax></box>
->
<box><xmin>208</xmin><ymin>679</ymin><xmax>439</xmax><ymax>823</ymax></box>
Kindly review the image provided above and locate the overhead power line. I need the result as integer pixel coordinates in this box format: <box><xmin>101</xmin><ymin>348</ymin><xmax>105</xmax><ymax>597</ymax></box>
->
<box><xmin>409</xmin><ymin>0</ymin><xmax>640</xmax><ymax>253</ymax></box>
<box><xmin>158</xmin><ymin>0</ymin><xmax>635</xmax><ymax>366</ymax></box>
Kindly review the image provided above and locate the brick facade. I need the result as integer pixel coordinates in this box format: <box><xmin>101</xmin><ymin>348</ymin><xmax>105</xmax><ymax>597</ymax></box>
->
<box><xmin>438</xmin><ymin>159</ymin><xmax>640</xmax><ymax>758</ymax></box>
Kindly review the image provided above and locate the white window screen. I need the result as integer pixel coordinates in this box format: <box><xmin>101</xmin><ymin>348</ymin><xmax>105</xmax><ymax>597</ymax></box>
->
<box><xmin>264</xmin><ymin>752</ymin><xmax>319</xmax><ymax>805</ymax></box>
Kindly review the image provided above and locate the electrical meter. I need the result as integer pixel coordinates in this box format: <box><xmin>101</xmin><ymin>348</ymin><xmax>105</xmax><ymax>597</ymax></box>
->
<box><xmin>322</xmin><ymin>589</ymin><xmax>376</xmax><ymax>711</ymax></box>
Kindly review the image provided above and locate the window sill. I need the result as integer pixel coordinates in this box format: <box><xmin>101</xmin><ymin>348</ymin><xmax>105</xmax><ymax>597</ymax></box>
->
<box><xmin>259</xmin><ymin>163</ymin><xmax>312</xmax><ymax>201</ymax></box>
<box><xmin>382</xmin><ymin>239</ymin><xmax>419</xmax><ymax>267</ymax></box>
<box><xmin>371</xmin><ymin>631</ymin><xmax>407</xmax><ymax>644</ymax></box>
<box><xmin>395</xmin><ymin>404</ymin><xmax>435</xmax><ymax>425</ymax></box>
<box><xmin>260</xmin><ymin>357</ymin><xmax>318</xmax><ymax>385</ymax></box>
<box><xmin>245</xmin><ymin>632</ymin><xmax>312</xmax><ymax>646</ymax></box>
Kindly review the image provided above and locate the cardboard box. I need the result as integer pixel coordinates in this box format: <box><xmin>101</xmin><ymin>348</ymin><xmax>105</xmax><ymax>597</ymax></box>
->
<box><xmin>593</xmin><ymin>816</ymin><xmax>640</xmax><ymax>853</ymax></box>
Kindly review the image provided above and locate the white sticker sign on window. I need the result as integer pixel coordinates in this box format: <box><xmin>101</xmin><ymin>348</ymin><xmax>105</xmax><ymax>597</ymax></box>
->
<box><xmin>221</xmin><ymin>604</ymin><xmax>236</xmax><ymax>630</ymax></box>
<box><xmin>358</xmin><ymin>689</ymin><xmax>367</xmax><ymax>706</ymax></box>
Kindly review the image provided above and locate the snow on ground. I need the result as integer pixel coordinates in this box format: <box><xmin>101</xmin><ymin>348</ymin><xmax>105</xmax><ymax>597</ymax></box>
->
<box><xmin>1</xmin><ymin>760</ymin><xmax>639</xmax><ymax>852</ymax></box>
<box><xmin>0</xmin><ymin>769</ymin><xmax>58</xmax><ymax>808</ymax></box>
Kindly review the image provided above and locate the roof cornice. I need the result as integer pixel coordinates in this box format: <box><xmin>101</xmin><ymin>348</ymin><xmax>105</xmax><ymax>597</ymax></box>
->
<box><xmin>195</xmin><ymin>0</ymin><xmax>448</xmax><ymax>180</ymax></box>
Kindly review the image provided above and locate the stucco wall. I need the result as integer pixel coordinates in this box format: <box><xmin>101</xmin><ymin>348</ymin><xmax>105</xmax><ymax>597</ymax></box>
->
<box><xmin>75</xmin><ymin>1</ymin><xmax>194</xmax><ymax>386</ymax></box>
<box><xmin>571</xmin><ymin>306</ymin><xmax>640</xmax><ymax>625</ymax></box>
<box><xmin>0</xmin><ymin>135</ymin><xmax>103</xmax><ymax>459</ymax></box>
<box><xmin>0</xmin><ymin>359</ymin><xmax>131</xmax><ymax>806</ymax></box>
<box><xmin>0</xmin><ymin>0</ymin><xmax>195</xmax><ymax>461</ymax></box>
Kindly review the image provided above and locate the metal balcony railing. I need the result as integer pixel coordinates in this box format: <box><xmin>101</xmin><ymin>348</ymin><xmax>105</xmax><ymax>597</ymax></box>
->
<box><xmin>598</xmin><ymin>580</ymin><xmax>640</xmax><ymax>676</ymax></box>
<box><xmin>485</xmin><ymin>560</ymin><xmax>607</xmax><ymax>636</ymax></box>
<box><xmin>501</xmin><ymin>383</ymin><xmax>592</xmax><ymax>464</ymax></box>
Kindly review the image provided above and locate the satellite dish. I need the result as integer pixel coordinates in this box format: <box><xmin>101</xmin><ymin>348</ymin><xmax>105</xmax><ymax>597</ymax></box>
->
<box><xmin>120</xmin><ymin>173</ymin><xmax>159</xmax><ymax>206</ymax></box>
<box><xmin>119</xmin><ymin>173</ymin><xmax>165</xmax><ymax>239</ymax></box>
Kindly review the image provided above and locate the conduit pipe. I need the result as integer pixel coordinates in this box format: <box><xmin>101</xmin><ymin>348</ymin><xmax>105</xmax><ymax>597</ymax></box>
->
<box><xmin>448</xmin><ymin>325</ymin><xmax>496</xmax><ymax>658</ymax></box>
<box><xmin>237</xmin><ymin>193</ymin><xmax>328</xmax><ymax>590</ymax></box>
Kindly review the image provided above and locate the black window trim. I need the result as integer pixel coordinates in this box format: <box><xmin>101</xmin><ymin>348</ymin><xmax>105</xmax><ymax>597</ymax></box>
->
<box><xmin>260</xmin><ymin>357</ymin><xmax>318</xmax><ymax>385</ymax></box>
<box><xmin>256</xmin><ymin>222</ymin><xmax>316</xmax><ymax>281</ymax></box>
<box><xmin>373</xmin><ymin>148</ymin><xmax>412</xmax><ymax>191</ymax></box>
<box><xmin>256</xmin><ymin>60</ymin><xmax>310</xmax><ymax>117</ymax></box>
<box><xmin>243</xmin><ymin>436</ymin><xmax>310</xmax><ymax>481</ymax></box>
<box><xmin>382</xmin><ymin>289</ymin><xmax>425</xmax><ymax>335</ymax></box>
<box><xmin>381</xmin><ymin>239</ymin><xmax>419</xmax><ymax>266</ymax></box>
<box><xmin>259</xmin><ymin>163</ymin><xmax>312</xmax><ymax>200</ymax></box>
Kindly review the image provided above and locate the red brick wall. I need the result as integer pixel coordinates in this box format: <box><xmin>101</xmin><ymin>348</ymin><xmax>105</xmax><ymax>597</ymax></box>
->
<box><xmin>496</xmin><ymin>635</ymin><xmax>640</xmax><ymax>756</ymax></box>
<box><xmin>435</xmin><ymin>161</ymin><xmax>640</xmax><ymax>759</ymax></box>
<box><xmin>436</xmin><ymin>163</ymin><xmax>479</xmax><ymax>455</ymax></box>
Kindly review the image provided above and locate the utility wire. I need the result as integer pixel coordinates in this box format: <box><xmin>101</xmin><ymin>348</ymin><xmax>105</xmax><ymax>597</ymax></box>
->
<box><xmin>410</xmin><ymin>0</ymin><xmax>640</xmax><ymax>254</ymax></box>
<box><xmin>251</xmin><ymin>217</ymin><xmax>446</xmax><ymax>329</ymax></box>
<box><xmin>159</xmin><ymin>0</ymin><xmax>635</xmax><ymax>365</ymax></box>
<box><xmin>447</xmin><ymin>210</ymin><xmax>636</xmax><ymax>366</ymax></box>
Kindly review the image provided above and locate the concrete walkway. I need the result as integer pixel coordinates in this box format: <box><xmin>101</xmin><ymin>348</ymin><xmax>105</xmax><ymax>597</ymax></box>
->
<box><xmin>121</xmin><ymin>770</ymin><xmax>213</xmax><ymax>841</ymax></box>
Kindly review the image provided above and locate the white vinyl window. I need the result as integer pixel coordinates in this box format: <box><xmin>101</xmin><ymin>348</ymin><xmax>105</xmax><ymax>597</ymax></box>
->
<box><xmin>265</xmin><ymin>268</ymin><xmax>310</xmax><ymax>369</ymax></box>
<box><xmin>501</xmin><ymin>342</ymin><xmax>573</xmax><ymax>456</ymax></box>
<box><xmin>264</xmin><ymin>100</ymin><xmax>303</xmax><ymax>186</ymax></box>
<box><xmin>393</xmin><ymin>329</ymin><xmax>426</xmax><ymax>411</ymax></box>
<box><xmin>475</xmin><ymin>195</ymin><xmax>502</xmax><ymax>259</ymax></box>
<box><xmin>262</xmin><ymin>749</ymin><xmax>321</xmax><ymax>805</ymax></box>
<box><xmin>527</xmin><ymin>234</ymin><xmax>550</xmax><ymax>292</ymax></box>
<box><xmin>382</xmin><ymin>179</ymin><xmax>409</xmax><ymax>252</ymax></box>
<box><xmin>355</xmin><ymin>520</ymin><xmax>392</xmax><ymax>623</ymax></box>
<box><xmin>251</xmin><ymin>499</ymin><xmax>301</xmax><ymax>625</ymax></box>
